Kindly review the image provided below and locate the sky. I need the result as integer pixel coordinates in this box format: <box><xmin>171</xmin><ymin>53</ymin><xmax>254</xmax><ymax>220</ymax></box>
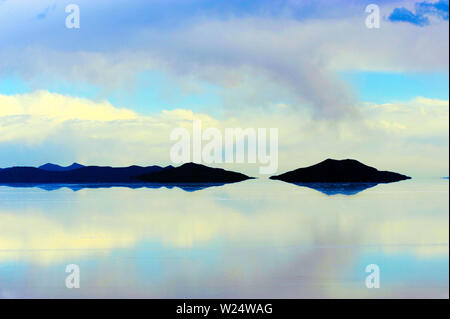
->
<box><xmin>0</xmin><ymin>0</ymin><xmax>448</xmax><ymax>177</ymax></box>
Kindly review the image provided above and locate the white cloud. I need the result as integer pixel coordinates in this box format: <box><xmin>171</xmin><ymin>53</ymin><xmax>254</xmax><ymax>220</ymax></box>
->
<box><xmin>364</xmin><ymin>97</ymin><xmax>449</xmax><ymax>136</ymax></box>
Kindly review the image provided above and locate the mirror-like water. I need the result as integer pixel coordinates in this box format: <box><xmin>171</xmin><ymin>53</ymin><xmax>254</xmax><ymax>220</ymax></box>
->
<box><xmin>0</xmin><ymin>179</ymin><xmax>448</xmax><ymax>298</ymax></box>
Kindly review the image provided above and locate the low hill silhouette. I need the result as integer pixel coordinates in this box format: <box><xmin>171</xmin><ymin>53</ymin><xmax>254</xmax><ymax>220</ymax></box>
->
<box><xmin>136</xmin><ymin>162</ymin><xmax>252</xmax><ymax>183</ymax></box>
<box><xmin>270</xmin><ymin>159</ymin><xmax>411</xmax><ymax>183</ymax></box>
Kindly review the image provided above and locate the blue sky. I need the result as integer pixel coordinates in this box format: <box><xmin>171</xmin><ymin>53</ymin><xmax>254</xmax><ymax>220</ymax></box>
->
<box><xmin>0</xmin><ymin>72</ymin><xmax>223</xmax><ymax>116</ymax></box>
<box><xmin>0</xmin><ymin>0</ymin><xmax>448</xmax><ymax>176</ymax></box>
<box><xmin>389</xmin><ymin>0</ymin><xmax>449</xmax><ymax>25</ymax></box>
<box><xmin>341</xmin><ymin>71</ymin><xmax>449</xmax><ymax>103</ymax></box>
<box><xmin>1</xmin><ymin>70</ymin><xmax>448</xmax><ymax>114</ymax></box>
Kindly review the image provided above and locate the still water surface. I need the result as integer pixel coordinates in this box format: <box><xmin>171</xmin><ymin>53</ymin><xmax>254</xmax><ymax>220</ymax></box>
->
<box><xmin>0</xmin><ymin>179</ymin><xmax>448</xmax><ymax>298</ymax></box>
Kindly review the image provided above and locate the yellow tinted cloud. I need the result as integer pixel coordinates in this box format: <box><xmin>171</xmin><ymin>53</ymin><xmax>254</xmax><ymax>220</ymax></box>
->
<box><xmin>0</xmin><ymin>90</ymin><xmax>137</xmax><ymax>121</ymax></box>
<box><xmin>364</xmin><ymin>97</ymin><xmax>449</xmax><ymax>136</ymax></box>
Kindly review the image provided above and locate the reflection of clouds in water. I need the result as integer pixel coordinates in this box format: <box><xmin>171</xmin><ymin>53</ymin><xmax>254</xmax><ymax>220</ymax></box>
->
<box><xmin>0</xmin><ymin>180</ymin><xmax>448</xmax><ymax>298</ymax></box>
<box><xmin>0</xmin><ymin>180</ymin><xmax>448</xmax><ymax>265</ymax></box>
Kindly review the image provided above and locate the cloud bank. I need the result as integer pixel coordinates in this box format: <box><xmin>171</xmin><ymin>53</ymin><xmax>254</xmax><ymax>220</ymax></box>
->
<box><xmin>0</xmin><ymin>91</ymin><xmax>447</xmax><ymax>177</ymax></box>
<box><xmin>0</xmin><ymin>1</ymin><xmax>448</xmax><ymax>119</ymax></box>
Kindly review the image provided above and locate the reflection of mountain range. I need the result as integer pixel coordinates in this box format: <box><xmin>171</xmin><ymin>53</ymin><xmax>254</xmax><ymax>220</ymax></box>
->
<box><xmin>271</xmin><ymin>159</ymin><xmax>411</xmax><ymax>183</ymax></box>
<box><xmin>2</xmin><ymin>182</ymin><xmax>229</xmax><ymax>192</ymax></box>
<box><xmin>0</xmin><ymin>162</ymin><xmax>252</xmax><ymax>189</ymax></box>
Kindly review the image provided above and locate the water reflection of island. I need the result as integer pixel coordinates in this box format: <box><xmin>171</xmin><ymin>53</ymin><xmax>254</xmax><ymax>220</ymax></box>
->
<box><xmin>292</xmin><ymin>182</ymin><xmax>378</xmax><ymax>196</ymax></box>
<box><xmin>0</xmin><ymin>182</ymin><xmax>231</xmax><ymax>192</ymax></box>
<box><xmin>270</xmin><ymin>158</ymin><xmax>411</xmax><ymax>195</ymax></box>
<box><xmin>0</xmin><ymin>162</ymin><xmax>252</xmax><ymax>192</ymax></box>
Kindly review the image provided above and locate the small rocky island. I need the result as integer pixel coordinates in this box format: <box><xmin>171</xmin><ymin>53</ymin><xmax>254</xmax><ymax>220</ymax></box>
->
<box><xmin>270</xmin><ymin>159</ymin><xmax>411</xmax><ymax>183</ymax></box>
<box><xmin>0</xmin><ymin>162</ymin><xmax>252</xmax><ymax>184</ymax></box>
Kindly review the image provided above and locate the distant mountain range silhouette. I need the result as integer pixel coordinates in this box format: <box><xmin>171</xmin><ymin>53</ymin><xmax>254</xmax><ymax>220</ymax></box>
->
<box><xmin>270</xmin><ymin>159</ymin><xmax>411</xmax><ymax>183</ymax></box>
<box><xmin>0</xmin><ymin>162</ymin><xmax>252</xmax><ymax>184</ymax></box>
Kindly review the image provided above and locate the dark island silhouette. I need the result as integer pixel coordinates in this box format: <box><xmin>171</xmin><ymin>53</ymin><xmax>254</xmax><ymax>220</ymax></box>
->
<box><xmin>0</xmin><ymin>159</ymin><xmax>411</xmax><ymax>194</ymax></box>
<box><xmin>270</xmin><ymin>159</ymin><xmax>411</xmax><ymax>184</ymax></box>
<box><xmin>137</xmin><ymin>162</ymin><xmax>252</xmax><ymax>183</ymax></box>
<box><xmin>0</xmin><ymin>162</ymin><xmax>252</xmax><ymax>189</ymax></box>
